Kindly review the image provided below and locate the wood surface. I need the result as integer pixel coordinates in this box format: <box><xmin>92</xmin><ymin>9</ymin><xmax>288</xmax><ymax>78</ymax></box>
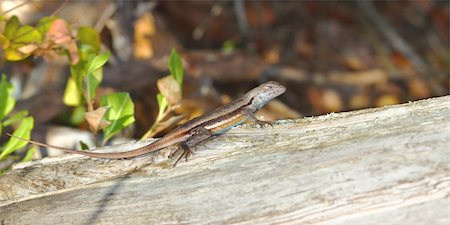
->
<box><xmin>1</xmin><ymin>96</ymin><xmax>450</xmax><ymax>225</ymax></box>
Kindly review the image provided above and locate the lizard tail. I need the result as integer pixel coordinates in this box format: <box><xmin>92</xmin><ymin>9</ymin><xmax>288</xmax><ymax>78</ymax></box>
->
<box><xmin>6</xmin><ymin>133</ymin><xmax>132</xmax><ymax>159</ymax></box>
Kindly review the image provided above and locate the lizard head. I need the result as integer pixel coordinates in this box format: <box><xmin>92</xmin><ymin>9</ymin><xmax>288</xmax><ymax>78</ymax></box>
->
<box><xmin>246</xmin><ymin>81</ymin><xmax>286</xmax><ymax>111</ymax></box>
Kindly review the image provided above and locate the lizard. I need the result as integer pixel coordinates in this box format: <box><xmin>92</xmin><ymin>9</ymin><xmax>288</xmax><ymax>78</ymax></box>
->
<box><xmin>8</xmin><ymin>81</ymin><xmax>286</xmax><ymax>165</ymax></box>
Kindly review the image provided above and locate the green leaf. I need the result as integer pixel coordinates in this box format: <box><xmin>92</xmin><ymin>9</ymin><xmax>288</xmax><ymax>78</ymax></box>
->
<box><xmin>156</xmin><ymin>93</ymin><xmax>168</xmax><ymax>120</ymax></box>
<box><xmin>100</xmin><ymin>92</ymin><xmax>135</xmax><ymax>143</ymax></box>
<box><xmin>84</xmin><ymin>52</ymin><xmax>109</xmax><ymax>102</ymax></box>
<box><xmin>85</xmin><ymin>69</ymin><xmax>102</xmax><ymax>102</ymax></box>
<box><xmin>0</xmin><ymin>34</ymin><xmax>10</xmax><ymax>48</ymax></box>
<box><xmin>63</xmin><ymin>76</ymin><xmax>82</xmax><ymax>106</ymax></box>
<box><xmin>77</xmin><ymin>27</ymin><xmax>100</xmax><ymax>53</ymax></box>
<box><xmin>0</xmin><ymin>116</ymin><xmax>34</xmax><ymax>160</ymax></box>
<box><xmin>2</xmin><ymin>110</ymin><xmax>28</xmax><ymax>126</ymax></box>
<box><xmin>70</xmin><ymin>59</ymin><xmax>87</xmax><ymax>84</ymax></box>
<box><xmin>86</xmin><ymin>52</ymin><xmax>110</xmax><ymax>73</ymax></box>
<box><xmin>21</xmin><ymin>145</ymin><xmax>36</xmax><ymax>162</ymax></box>
<box><xmin>79</xmin><ymin>141</ymin><xmax>89</xmax><ymax>150</ymax></box>
<box><xmin>2</xmin><ymin>16</ymin><xmax>42</xmax><ymax>61</ymax></box>
<box><xmin>65</xmin><ymin>52</ymin><xmax>108</xmax><ymax>106</ymax></box>
<box><xmin>4</xmin><ymin>47</ymin><xmax>28</xmax><ymax>61</ymax></box>
<box><xmin>0</xmin><ymin>74</ymin><xmax>16</xmax><ymax>120</ymax></box>
<box><xmin>222</xmin><ymin>40</ymin><xmax>235</xmax><ymax>53</ymax></box>
<box><xmin>168</xmin><ymin>49</ymin><xmax>184</xmax><ymax>88</ymax></box>
<box><xmin>77</xmin><ymin>43</ymin><xmax>97</xmax><ymax>61</ymax></box>
<box><xmin>14</xmin><ymin>25</ymin><xmax>42</xmax><ymax>43</ymax></box>
<box><xmin>69</xmin><ymin>105</ymin><xmax>86</xmax><ymax>125</ymax></box>
<box><xmin>4</xmin><ymin>16</ymin><xmax>20</xmax><ymax>39</ymax></box>
<box><xmin>36</xmin><ymin>16</ymin><xmax>56</xmax><ymax>35</ymax></box>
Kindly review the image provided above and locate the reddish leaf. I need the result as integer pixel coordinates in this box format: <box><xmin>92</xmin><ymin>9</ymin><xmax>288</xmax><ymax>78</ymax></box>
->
<box><xmin>47</xmin><ymin>19</ymin><xmax>79</xmax><ymax>64</ymax></box>
<box><xmin>48</xmin><ymin>19</ymin><xmax>72</xmax><ymax>45</ymax></box>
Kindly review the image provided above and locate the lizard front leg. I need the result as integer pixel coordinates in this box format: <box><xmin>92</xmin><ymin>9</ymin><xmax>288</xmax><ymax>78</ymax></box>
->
<box><xmin>170</xmin><ymin>127</ymin><xmax>212</xmax><ymax>166</ymax></box>
<box><xmin>242</xmin><ymin>109</ymin><xmax>273</xmax><ymax>127</ymax></box>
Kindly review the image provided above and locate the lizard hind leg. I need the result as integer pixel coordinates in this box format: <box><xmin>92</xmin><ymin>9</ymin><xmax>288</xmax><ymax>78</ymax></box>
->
<box><xmin>169</xmin><ymin>127</ymin><xmax>212</xmax><ymax>166</ymax></box>
<box><xmin>171</xmin><ymin>143</ymin><xmax>194</xmax><ymax>166</ymax></box>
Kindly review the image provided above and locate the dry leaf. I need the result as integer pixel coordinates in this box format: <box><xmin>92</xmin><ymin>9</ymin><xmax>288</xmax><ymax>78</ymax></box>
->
<box><xmin>133</xmin><ymin>12</ymin><xmax>155</xmax><ymax>59</ymax></box>
<box><xmin>263</xmin><ymin>46</ymin><xmax>280</xmax><ymax>64</ymax></box>
<box><xmin>157</xmin><ymin>76</ymin><xmax>181</xmax><ymax>105</ymax></box>
<box><xmin>350</xmin><ymin>93</ymin><xmax>370</xmax><ymax>109</ymax></box>
<box><xmin>375</xmin><ymin>94</ymin><xmax>400</xmax><ymax>107</ymax></box>
<box><xmin>408</xmin><ymin>79</ymin><xmax>430</xmax><ymax>99</ymax></box>
<box><xmin>84</xmin><ymin>107</ymin><xmax>110</xmax><ymax>132</ymax></box>
<box><xmin>308</xmin><ymin>87</ymin><xmax>343</xmax><ymax>113</ymax></box>
<box><xmin>66</xmin><ymin>41</ymin><xmax>79</xmax><ymax>64</ymax></box>
<box><xmin>342</xmin><ymin>53</ymin><xmax>365</xmax><ymax>70</ymax></box>
<box><xmin>391</xmin><ymin>51</ymin><xmax>414</xmax><ymax>74</ymax></box>
<box><xmin>261</xmin><ymin>99</ymin><xmax>302</xmax><ymax>119</ymax></box>
<box><xmin>150</xmin><ymin>114</ymin><xmax>186</xmax><ymax>137</ymax></box>
<box><xmin>329</xmin><ymin>69</ymin><xmax>388</xmax><ymax>86</ymax></box>
<box><xmin>307</xmin><ymin>87</ymin><xmax>322</xmax><ymax>113</ymax></box>
<box><xmin>47</xmin><ymin>19</ymin><xmax>79</xmax><ymax>64</ymax></box>
<box><xmin>18</xmin><ymin>44</ymin><xmax>38</xmax><ymax>54</ymax></box>
<box><xmin>322</xmin><ymin>89</ymin><xmax>343</xmax><ymax>112</ymax></box>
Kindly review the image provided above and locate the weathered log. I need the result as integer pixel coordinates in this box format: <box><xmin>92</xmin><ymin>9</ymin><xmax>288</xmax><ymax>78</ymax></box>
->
<box><xmin>1</xmin><ymin>96</ymin><xmax>449</xmax><ymax>224</ymax></box>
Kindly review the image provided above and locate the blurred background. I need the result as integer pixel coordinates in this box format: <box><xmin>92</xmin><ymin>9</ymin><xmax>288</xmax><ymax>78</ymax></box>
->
<box><xmin>0</xmin><ymin>1</ymin><xmax>448</xmax><ymax>162</ymax></box>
